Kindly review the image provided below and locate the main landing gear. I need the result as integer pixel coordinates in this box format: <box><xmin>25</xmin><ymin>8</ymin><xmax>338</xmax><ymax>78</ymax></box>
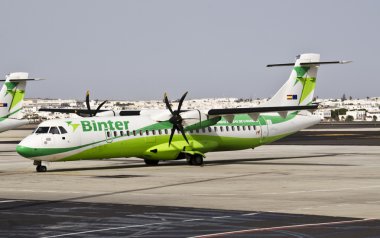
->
<box><xmin>186</xmin><ymin>154</ymin><xmax>204</xmax><ymax>166</ymax></box>
<box><xmin>34</xmin><ymin>160</ymin><xmax>47</xmax><ymax>172</ymax></box>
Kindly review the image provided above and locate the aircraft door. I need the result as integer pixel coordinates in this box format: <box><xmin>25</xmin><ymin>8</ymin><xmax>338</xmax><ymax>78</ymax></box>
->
<box><xmin>105</xmin><ymin>128</ymin><xmax>113</xmax><ymax>143</ymax></box>
<box><xmin>258</xmin><ymin>117</ymin><xmax>269</xmax><ymax>143</ymax></box>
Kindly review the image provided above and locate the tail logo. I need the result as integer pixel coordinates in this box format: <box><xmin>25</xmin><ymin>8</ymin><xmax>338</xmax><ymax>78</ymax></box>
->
<box><xmin>66</xmin><ymin>121</ymin><xmax>80</xmax><ymax>132</ymax></box>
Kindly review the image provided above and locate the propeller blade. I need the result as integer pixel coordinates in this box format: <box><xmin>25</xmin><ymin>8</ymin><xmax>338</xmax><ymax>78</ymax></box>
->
<box><xmin>164</xmin><ymin>93</ymin><xmax>174</xmax><ymax>115</ymax></box>
<box><xmin>168</xmin><ymin>125</ymin><xmax>176</xmax><ymax>147</ymax></box>
<box><xmin>94</xmin><ymin>100</ymin><xmax>107</xmax><ymax>116</ymax></box>
<box><xmin>177</xmin><ymin>91</ymin><xmax>188</xmax><ymax>113</ymax></box>
<box><xmin>177</xmin><ymin>124</ymin><xmax>189</xmax><ymax>144</ymax></box>
<box><xmin>85</xmin><ymin>90</ymin><xmax>93</xmax><ymax>117</ymax></box>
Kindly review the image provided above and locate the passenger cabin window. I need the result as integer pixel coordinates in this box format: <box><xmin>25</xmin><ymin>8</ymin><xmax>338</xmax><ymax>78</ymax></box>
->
<box><xmin>158</xmin><ymin>130</ymin><xmax>162</xmax><ymax>135</ymax></box>
<box><xmin>127</xmin><ymin>131</ymin><xmax>130</xmax><ymax>136</ymax></box>
<box><xmin>58</xmin><ymin>126</ymin><xmax>67</xmax><ymax>134</ymax></box>
<box><xmin>231</xmin><ymin>126</ymin><xmax>235</xmax><ymax>131</ymax></box>
<box><xmin>237</xmin><ymin>126</ymin><xmax>240</xmax><ymax>131</ymax></box>
<box><xmin>242</xmin><ymin>126</ymin><xmax>246</xmax><ymax>131</ymax></box>
<box><xmin>35</xmin><ymin>127</ymin><xmax>49</xmax><ymax>134</ymax></box>
<box><xmin>226</xmin><ymin>126</ymin><xmax>229</xmax><ymax>132</ymax></box>
<box><xmin>133</xmin><ymin>130</ymin><xmax>136</xmax><ymax>136</ymax></box>
<box><xmin>107</xmin><ymin>131</ymin><xmax>111</xmax><ymax>137</ymax></box>
<box><xmin>253</xmin><ymin>125</ymin><xmax>256</xmax><ymax>130</ymax></box>
<box><xmin>202</xmin><ymin>128</ymin><xmax>206</xmax><ymax>133</ymax></box>
<box><xmin>214</xmin><ymin>127</ymin><xmax>217</xmax><ymax>132</ymax></box>
<box><xmin>113</xmin><ymin>131</ymin><xmax>118</xmax><ymax>137</ymax></box>
<box><xmin>49</xmin><ymin>127</ymin><xmax>60</xmax><ymax>135</ymax></box>
<box><xmin>120</xmin><ymin>131</ymin><xmax>124</xmax><ymax>136</ymax></box>
<box><xmin>146</xmin><ymin>130</ymin><xmax>149</xmax><ymax>135</ymax></box>
<box><xmin>247</xmin><ymin>125</ymin><xmax>251</xmax><ymax>130</ymax></box>
<box><xmin>208</xmin><ymin>127</ymin><xmax>212</xmax><ymax>133</ymax></box>
<box><xmin>220</xmin><ymin>126</ymin><xmax>223</xmax><ymax>132</ymax></box>
<box><xmin>139</xmin><ymin>130</ymin><xmax>143</xmax><ymax>136</ymax></box>
<box><xmin>164</xmin><ymin>129</ymin><xmax>168</xmax><ymax>134</ymax></box>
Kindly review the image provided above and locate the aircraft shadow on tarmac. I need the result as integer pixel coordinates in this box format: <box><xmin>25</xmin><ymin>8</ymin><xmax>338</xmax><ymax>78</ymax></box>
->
<box><xmin>48</xmin><ymin>153</ymin><xmax>355</xmax><ymax>173</ymax></box>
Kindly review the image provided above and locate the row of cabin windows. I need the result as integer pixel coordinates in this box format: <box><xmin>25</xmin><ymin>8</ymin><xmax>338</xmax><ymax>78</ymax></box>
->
<box><xmin>107</xmin><ymin>125</ymin><xmax>257</xmax><ymax>138</ymax></box>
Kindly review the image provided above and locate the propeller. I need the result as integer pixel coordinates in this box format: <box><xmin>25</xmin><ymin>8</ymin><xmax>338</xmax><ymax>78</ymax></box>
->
<box><xmin>85</xmin><ymin>90</ymin><xmax>108</xmax><ymax>117</ymax></box>
<box><xmin>164</xmin><ymin>92</ymin><xmax>189</xmax><ymax>147</ymax></box>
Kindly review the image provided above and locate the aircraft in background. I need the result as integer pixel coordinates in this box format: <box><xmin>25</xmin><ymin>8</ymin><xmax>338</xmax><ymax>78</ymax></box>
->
<box><xmin>16</xmin><ymin>53</ymin><xmax>350</xmax><ymax>172</ymax></box>
<box><xmin>0</xmin><ymin>72</ymin><xmax>42</xmax><ymax>133</ymax></box>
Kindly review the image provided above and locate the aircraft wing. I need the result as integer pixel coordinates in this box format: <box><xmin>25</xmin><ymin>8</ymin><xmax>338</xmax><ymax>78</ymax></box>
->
<box><xmin>39</xmin><ymin>108</ymin><xmax>141</xmax><ymax>116</ymax></box>
<box><xmin>205</xmin><ymin>104</ymin><xmax>319</xmax><ymax>122</ymax></box>
<box><xmin>207</xmin><ymin>104</ymin><xmax>318</xmax><ymax>115</ymax></box>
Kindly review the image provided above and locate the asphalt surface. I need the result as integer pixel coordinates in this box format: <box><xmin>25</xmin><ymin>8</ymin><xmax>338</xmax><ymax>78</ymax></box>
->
<box><xmin>274</xmin><ymin>130</ymin><xmax>380</xmax><ymax>146</ymax></box>
<box><xmin>1</xmin><ymin>199</ymin><xmax>379</xmax><ymax>238</ymax></box>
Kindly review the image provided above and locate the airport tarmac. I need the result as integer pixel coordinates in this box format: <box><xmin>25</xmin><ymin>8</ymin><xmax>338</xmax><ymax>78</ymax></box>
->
<box><xmin>1</xmin><ymin>128</ymin><xmax>380</xmax><ymax>237</ymax></box>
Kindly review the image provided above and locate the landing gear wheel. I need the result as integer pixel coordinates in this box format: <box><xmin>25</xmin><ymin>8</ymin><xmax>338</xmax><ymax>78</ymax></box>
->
<box><xmin>144</xmin><ymin>159</ymin><xmax>159</xmax><ymax>166</ymax></box>
<box><xmin>36</xmin><ymin>165</ymin><xmax>47</xmax><ymax>172</ymax></box>
<box><xmin>192</xmin><ymin>154</ymin><xmax>204</xmax><ymax>166</ymax></box>
<box><xmin>186</xmin><ymin>157</ymin><xmax>193</xmax><ymax>165</ymax></box>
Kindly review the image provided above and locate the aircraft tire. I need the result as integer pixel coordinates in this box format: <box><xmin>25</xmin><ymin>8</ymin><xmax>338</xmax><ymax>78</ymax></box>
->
<box><xmin>144</xmin><ymin>159</ymin><xmax>159</xmax><ymax>166</ymax></box>
<box><xmin>192</xmin><ymin>154</ymin><xmax>203</xmax><ymax>166</ymax></box>
<box><xmin>36</xmin><ymin>165</ymin><xmax>47</xmax><ymax>172</ymax></box>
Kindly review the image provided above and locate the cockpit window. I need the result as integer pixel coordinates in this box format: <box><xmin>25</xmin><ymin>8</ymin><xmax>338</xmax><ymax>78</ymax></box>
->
<box><xmin>35</xmin><ymin>127</ymin><xmax>50</xmax><ymax>134</ymax></box>
<box><xmin>59</xmin><ymin>126</ymin><xmax>67</xmax><ymax>134</ymax></box>
<box><xmin>49</xmin><ymin>127</ymin><xmax>60</xmax><ymax>135</ymax></box>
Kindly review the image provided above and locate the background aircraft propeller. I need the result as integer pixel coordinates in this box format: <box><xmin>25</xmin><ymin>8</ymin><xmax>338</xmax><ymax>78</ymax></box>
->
<box><xmin>164</xmin><ymin>92</ymin><xmax>189</xmax><ymax>146</ymax></box>
<box><xmin>85</xmin><ymin>90</ymin><xmax>107</xmax><ymax>117</ymax></box>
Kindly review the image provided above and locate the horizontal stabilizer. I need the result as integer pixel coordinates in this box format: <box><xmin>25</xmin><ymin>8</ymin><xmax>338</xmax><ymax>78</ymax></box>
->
<box><xmin>0</xmin><ymin>78</ymin><xmax>45</xmax><ymax>82</ymax></box>
<box><xmin>267</xmin><ymin>61</ymin><xmax>351</xmax><ymax>67</ymax></box>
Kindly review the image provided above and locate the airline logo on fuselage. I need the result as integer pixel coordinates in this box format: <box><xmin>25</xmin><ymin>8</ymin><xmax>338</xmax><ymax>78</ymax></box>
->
<box><xmin>79</xmin><ymin>120</ymin><xmax>130</xmax><ymax>132</ymax></box>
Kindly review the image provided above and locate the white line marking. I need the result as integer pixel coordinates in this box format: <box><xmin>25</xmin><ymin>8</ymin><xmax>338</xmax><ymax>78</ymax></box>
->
<box><xmin>212</xmin><ymin>216</ymin><xmax>231</xmax><ymax>219</ymax></box>
<box><xmin>41</xmin><ymin>222</ymin><xmax>170</xmax><ymax>238</ymax></box>
<box><xmin>183</xmin><ymin>218</ymin><xmax>205</xmax><ymax>222</ymax></box>
<box><xmin>189</xmin><ymin>218</ymin><xmax>377</xmax><ymax>238</ymax></box>
<box><xmin>0</xmin><ymin>188</ymin><xmax>93</xmax><ymax>194</ymax></box>
<box><xmin>0</xmin><ymin>200</ymin><xmax>19</xmax><ymax>203</ymax></box>
<box><xmin>241</xmin><ymin>213</ymin><xmax>258</xmax><ymax>216</ymax></box>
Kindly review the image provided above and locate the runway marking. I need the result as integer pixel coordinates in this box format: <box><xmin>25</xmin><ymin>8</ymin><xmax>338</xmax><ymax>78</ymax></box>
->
<box><xmin>212</xmin><ymin>216</ymin><xmax>231</xmax><ymax>219</ymax></box>
<box><xmin>241</xmin><ymin>212</ymin><xmax>258</xmax><ymax>216</ymax></box>
<box><xmin>190</xmin><ymin>218</ymin><xmax>377</xmax><ymax>238</ymax></box>
<box><xmin>0</xmin><ymin>200</ymin><xmax>19</xmax><ymax>203</ymax></box>
<box><xmin>40</xmin><ymin>222</ymin><xmax>170</xmax><ymax>238</ymax></box>
<box><xmin>183</xmin><ymin>218</ymin><xmax>205</xmax><ymax>222</ymax></box>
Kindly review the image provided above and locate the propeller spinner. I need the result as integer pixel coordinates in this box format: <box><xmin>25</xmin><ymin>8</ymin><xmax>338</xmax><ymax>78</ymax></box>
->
<box><xmin>164</xmin><ymin>92</ymin><xmax>189</xmax><ymax>147</ymax></box>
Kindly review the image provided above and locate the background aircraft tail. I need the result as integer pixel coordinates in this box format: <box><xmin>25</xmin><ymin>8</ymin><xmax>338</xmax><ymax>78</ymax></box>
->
<box><xmin>0</xmin><ymin>72</ymin><xmax>30</xmax><ymax>119</ymax></box>
<box><xmin>264</xmin><ymin>53</ymin><xmax>321</xmax><ymax>107</ymax></box>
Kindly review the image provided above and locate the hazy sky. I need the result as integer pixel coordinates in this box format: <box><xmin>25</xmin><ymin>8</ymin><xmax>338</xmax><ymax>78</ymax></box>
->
<box><xmin>0</xmin><ymin>0</ymin><xmax>379</xmax><ymax>100</ymax></box>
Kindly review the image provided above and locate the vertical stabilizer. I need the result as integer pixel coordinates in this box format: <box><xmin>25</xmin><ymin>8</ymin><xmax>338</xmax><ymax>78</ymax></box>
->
<box><xmin>265</xmin><ymin>53</ymin><xmax>320</xmax><ymax>107</ymax></box>
<box><xmin>0</xmin><ymin>72</ymin><xmax>29</xmax><ymax>119</ymax></box>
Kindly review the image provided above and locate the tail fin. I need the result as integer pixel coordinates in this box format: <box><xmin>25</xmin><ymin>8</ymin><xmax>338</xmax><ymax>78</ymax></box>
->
<box><xmin>0</xmin><ymin>72</ymin><xmax>30</xmax><ymax>119</ymax></box>
<box><xmin>265</xmin><ymin>53</ymin><xmax>321</xmax><ymax>107</ymax></box>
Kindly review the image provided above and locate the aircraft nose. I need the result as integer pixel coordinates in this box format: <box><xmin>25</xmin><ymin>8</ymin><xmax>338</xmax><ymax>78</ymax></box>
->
<box><xmin>16</xmin><ymin>137</ymin><xmax>38</xmax><ymax>158</ymax></box>
<box><xmin>16</xmin><ymin>144</ymin><xmax>34</xmax><ymax>158</ymax></box>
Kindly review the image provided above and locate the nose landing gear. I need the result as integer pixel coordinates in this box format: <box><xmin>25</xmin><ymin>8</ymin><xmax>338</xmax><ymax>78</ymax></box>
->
<box><xmin>34</xmin><ymin>160</ymin><xmax>47</xmax><ymax>172</ymax></box>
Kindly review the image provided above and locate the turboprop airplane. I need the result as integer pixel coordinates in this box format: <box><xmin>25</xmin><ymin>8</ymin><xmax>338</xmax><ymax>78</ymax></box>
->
<box><xmin>0</xmin><ymin>72</ymin><xmax>42</xmax><ymax>133</ymax></box>
<box><xmin>16</xmin><ymin>53</ymin><xmax>350</xmax><ymax>172</ymax></box>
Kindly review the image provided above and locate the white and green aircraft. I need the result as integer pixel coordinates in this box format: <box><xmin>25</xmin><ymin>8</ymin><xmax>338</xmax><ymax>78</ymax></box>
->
<box><xmin>0</xmin><ymin>72</ymin><xmax>42</xmax><ymax>133</ymax></box>
<box><xmin>17</xmin><ymin>53</ymin><xmax>349</xmax><ymax>172</ymax></box>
